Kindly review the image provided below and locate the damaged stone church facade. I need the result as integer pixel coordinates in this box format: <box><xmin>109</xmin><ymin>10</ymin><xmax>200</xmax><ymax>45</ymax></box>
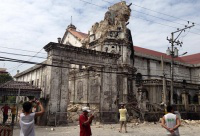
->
<box><xmin>14</xmin><ymin>1</ymin><xmax>200</xmax><ymax>125</ymax></box>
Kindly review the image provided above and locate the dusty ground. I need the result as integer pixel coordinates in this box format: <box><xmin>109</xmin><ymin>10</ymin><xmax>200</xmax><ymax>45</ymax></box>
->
<box><xmin>12</xmin><ymin>122</ymin><xmax>200</xmax><ymax>136</ymax></box>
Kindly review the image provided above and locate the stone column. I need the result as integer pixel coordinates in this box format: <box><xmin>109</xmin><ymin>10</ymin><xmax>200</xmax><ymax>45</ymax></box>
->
<box><xmin>198</xmin><ymin>91</ymin><xmax>200</xmax><ymax>105</ymax></box>
<box><xmin>100</xmin><ymin>67</ymin><xmax>118</xmax><ymax>123</ymax></box>
<box><xmin>181</xmin><ymin>90</ymin><xmax>189</xmax><ymax>111</ymax></box>
<box><xmin>123</xmin><ymin>76</ymin><xmax>128</xmax><ymax>103</ymax></box>
<box><xmin>47</xmin><ymin>58</ymin><xmax>69</xmax><ymax>125</ymax></box>
<box><xmin>177</xmin><ymin>89</ymin><xmax>181</xmax><ymax>104</ymax></box>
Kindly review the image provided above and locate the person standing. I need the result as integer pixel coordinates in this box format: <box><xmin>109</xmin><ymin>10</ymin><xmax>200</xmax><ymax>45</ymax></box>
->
<box><xmin>79</xmin><ymin>106</ymin><xmax>94</xmax><ymax>136</ymax></box>
<box><xmin>161</xmin><ymin>105</ymin><xmax>181</xmax><ymax>136</ymax></box>
<box><xmin>119</xmin><ymin>104</ymin><xmax>128</xmax><ymax>133</ymax></box>
<box><xmin>11</xmin><ymin>104</ymin><xmax>16</xmax><ymax>124</ymax></box>
<box><xmin>20</xmin><ymin>100</ymin><xmax>45</xmax><ymax>136</ymax></box>
<box><xmin>1</xmin><ymin>104</ymin><xmax>10</xmax><ymax>124</ymax></box>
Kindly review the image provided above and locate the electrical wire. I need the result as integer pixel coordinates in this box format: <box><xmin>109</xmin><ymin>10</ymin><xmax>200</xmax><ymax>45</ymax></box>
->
<box><xmin>2</xmin><ymin>49</ymin><xmax>199</xmax><ymax>79</ymax></box>
<box><xmin>79</xmin><ymin>0</ymin><xmax>200</xmax><ymax>36</ymax></box>
<box><xmin>0</xmin><ymin>45</ymin><xmax>199</xmax><ymax>79</ymax></box>
<box><xmin>1</xmin><ymin>49</ymin><xmax>198</xmax><ymax>76</ymax></box>
<box><xmin>1</xmin><ymin>56</ymin><xmax>200</xmax><ymax>82</ymax></box>
<box><xmin>7</xmin><ymin>48</ymin><xmax>45</xmax><ymax>72</ymax></box>
<box><xmin>101</xmin><ymin>0</ymin><xmax>200</xmax><ymax>27</ymax></box>
<box><xmin>0</xmin><ymin>56</ymin><xmax>166</xmax><ymax>78</ymax></box>
<box><xmin>0</xmin><ymin>45</ymin><xmax>46</xmax><ymax>55</ymax></box>
<box><xmin>131</xmin><ymin>15</ymin><xmax>200</xmax><ymax>36</ymax></box>
<box><xmin>0</xmin><ymin>51</ymin><xmax>47</xmax><ymax>59</ymax></box>
<box><xmin>132</xmin><ymin>9</ymin><xmax>200</xmax><ymax>32</ymax></box>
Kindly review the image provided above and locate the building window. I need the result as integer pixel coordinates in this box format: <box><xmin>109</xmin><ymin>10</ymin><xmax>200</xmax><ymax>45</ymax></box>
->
<box><xmin>37</xmin><ymin>79</ymin><xmax>39</xmax><ymax>87</ymax></box>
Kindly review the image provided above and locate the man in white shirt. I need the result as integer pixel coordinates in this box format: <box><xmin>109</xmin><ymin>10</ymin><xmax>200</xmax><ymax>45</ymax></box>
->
<box><xmin>161</xmin><ymin>105</ymin><xmax>181</xmax><ymax>136</ymax></box>
<box><xmin>20</xmin><ymin>100</ymin><xmax>45</xmax><ymax>136</ymax></box>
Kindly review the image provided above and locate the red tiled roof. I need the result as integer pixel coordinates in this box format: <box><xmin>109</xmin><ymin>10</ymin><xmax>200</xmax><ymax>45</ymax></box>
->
<box><xmin>179</xmin><ymin>53</ymin><xmax>200</xmax><ymax>64</ymax></box>
<box><xmin>134</xmin><ymin>46</ymin><xmax>168</xmax><ymax>58</ymax></box>
<box><xmin>69</xmin><ymin>29</ymin><xmax>88</xmax><ymax>40</ymax></box>
<box><xmin>134</xmin><ymin>46</ymin><xmax>182</xmax><ymax>62</ymax></box>
<box><xmin>134</xmin><ymin>46</ymin><xmax>200</xmax><ymax>64</ymax></box>
<box><xmin>0</xmin><ymin>68</ymin><xmax>8</xmax><ymax>74</ymax></box>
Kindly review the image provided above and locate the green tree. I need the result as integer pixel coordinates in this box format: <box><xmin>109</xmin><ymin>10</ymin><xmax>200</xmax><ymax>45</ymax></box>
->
<box><xmin>0</xmin><ymin>73</ymin><xmax>13</xmax><ymax>84</ymax></box>
<box><xmin>0</xmin><ymin>73</ymin><xmax>13</xmax><ymax>103</ymax></box>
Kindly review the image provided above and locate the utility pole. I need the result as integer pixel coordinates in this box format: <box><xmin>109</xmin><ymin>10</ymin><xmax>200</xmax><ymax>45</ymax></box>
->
<box><xmin>161</xmin><ymin>56</ymin><xmax>167</xmax><ymax>105</ymax></box>
<box><xmin>166</xmin><ymin>23</ymin><xmax>194</xmax><ymax>105</ymax></box>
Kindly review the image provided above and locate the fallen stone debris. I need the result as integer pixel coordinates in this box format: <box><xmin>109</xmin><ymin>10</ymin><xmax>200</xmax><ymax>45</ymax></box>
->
<box><xmin>180</xmin><ymin>119</ymin><xmax>200</xmax><ymax>125</ymax></box>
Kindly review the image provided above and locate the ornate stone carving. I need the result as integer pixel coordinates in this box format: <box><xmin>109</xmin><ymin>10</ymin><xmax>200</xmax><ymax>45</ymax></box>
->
<box><xmin>89</xmin><ymin>78</ymin><xmax>99</xmax><ymax>102</ymax></box>
<box><xmin>77</xmin><ymin>81</ymin><xmax>83</xmax><ymax>101</ymax></box>
<box><xmin>83</xmin><ymin>1</ymin><xmax>132</xmax><ymax>46</ymax></box>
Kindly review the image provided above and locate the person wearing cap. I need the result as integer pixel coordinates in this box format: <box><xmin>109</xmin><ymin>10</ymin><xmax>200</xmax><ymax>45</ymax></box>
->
<box><xmin>119</xmin><ymin>104</ymin><xmax>128</xmax><ymax>133</ymax></box>
<box><xmin>79</xmin><ymin>106</ymin><xmax>94</xmax><ymax>136</ymax></box>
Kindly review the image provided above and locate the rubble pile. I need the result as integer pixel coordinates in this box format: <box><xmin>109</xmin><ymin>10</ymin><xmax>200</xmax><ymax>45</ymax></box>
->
<box><xmin>67</xmin><ymin>104</ymin><xmax>82</xmax><ymax>123</ymax></box>
<box><xmin>181</xmin><ymin>119</ymin><xmax>200</xmax><ymax>125</ymax></box>
<box><xmin>67</xmin><ymin>104</ymin><xmax>100</xmax><ymax>123</ymax></box>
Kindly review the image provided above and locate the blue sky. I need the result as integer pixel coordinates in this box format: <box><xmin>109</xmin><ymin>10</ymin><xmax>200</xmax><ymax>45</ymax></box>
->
<box><xmin>0</xmin><ymin>0</ymin><xmax>200</xmax><ymax>75</ymax></box>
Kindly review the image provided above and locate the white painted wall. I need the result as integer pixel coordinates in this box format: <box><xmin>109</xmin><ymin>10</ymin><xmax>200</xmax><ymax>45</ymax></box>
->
<box><xmin>63</xmin><ymin>32</ymin><xmax>82</xmax><ymax>47</ymax></box>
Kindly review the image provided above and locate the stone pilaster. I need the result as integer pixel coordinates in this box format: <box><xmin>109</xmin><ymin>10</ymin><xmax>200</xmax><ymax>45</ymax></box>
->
<box><xmin>181</xmin><ymin>90</ymin><xmax>189</xmax><ymax>111</ymax></box>
<box><xmin>198</xmin><ymin>91</ymin><xmax>200</xmax><ymax>105</ymax></box>
<box><xmin>46</xmin><ymin>58</ymin><xmax>69</xmax><ymax>125</ymax></box>
<box><xmin>100</xmin><ymin>67</ymin><xmax>118</xmax><ymax>123</ymax></box>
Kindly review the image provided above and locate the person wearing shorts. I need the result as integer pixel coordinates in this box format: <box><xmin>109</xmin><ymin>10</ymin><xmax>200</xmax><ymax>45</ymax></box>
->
<box><xmin>119</xmin><ymin>104</ymin><xmax>127</xmax><ymax>133</ymax></box>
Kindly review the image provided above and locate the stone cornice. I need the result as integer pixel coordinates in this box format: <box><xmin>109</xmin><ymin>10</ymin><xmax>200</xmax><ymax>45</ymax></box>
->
<box><xmin>44</xmin><ymin>42</ymin><xmax>121</xmax><ymax>59</ymax></box>
<box><xmin>142</xmin><ymin>79</ymin><xmax>199</xmax><ymax>89</ymax></box>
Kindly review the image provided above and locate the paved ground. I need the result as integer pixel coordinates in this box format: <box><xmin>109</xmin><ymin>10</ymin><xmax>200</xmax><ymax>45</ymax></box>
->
<box><xmin>13</xmin><ymin>123</ymin><xmax>200</xmax><ymax>136</ymax></box>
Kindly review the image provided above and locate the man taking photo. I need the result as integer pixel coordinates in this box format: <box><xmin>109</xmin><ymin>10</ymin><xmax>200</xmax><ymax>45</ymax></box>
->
<box><xmin>79</xmin><ymin>106</ymin><xmax>94</xmax><ymax>136</ymax></box>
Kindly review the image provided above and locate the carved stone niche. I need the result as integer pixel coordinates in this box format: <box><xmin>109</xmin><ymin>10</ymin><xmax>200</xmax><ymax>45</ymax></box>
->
<box><xmin>77</xmin><ymin>81</ymin><xmax>83</xmax><ymax>101</ymax></box>
<box><xmin>89</xmin><ymin>78</ymin><xmax>100</xmax><ymax>102</ymax></box>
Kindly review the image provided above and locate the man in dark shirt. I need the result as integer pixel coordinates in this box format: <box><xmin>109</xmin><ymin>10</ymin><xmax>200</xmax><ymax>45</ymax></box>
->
<box><xmin>1</xmin><ymin>104</ymin><xmax>10</xmax><ymax>124</ymax></box>
<box><xmin>79</xmin><ymin>107</ymin><xmax>94</xmax><ymax>136</ymax></box>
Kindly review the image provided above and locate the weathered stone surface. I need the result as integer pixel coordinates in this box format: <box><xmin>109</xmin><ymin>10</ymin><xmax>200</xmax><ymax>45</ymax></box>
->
<box><xmin>14</xmin><ymin>1</ymin><xmax>136</xmax><ymax>125</ymax></box>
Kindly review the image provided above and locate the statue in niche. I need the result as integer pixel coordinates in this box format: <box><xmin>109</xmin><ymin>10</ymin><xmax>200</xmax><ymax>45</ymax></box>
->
<box><xmin>90</xmin><ymin>79</ymin><xmax>99</xmax><ymax>102</ymax></box>
<box><xmin>77</xmin><ymin>81</ymin><xmax>83</xmax><ymax>101</ymax></box>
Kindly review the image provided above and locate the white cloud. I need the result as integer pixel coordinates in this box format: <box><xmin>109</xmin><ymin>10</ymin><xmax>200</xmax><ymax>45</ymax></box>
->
<box><xmin>0</xmin><ymin>0</ymin><xmax>200</xmax><ymax>75</ymax></box>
